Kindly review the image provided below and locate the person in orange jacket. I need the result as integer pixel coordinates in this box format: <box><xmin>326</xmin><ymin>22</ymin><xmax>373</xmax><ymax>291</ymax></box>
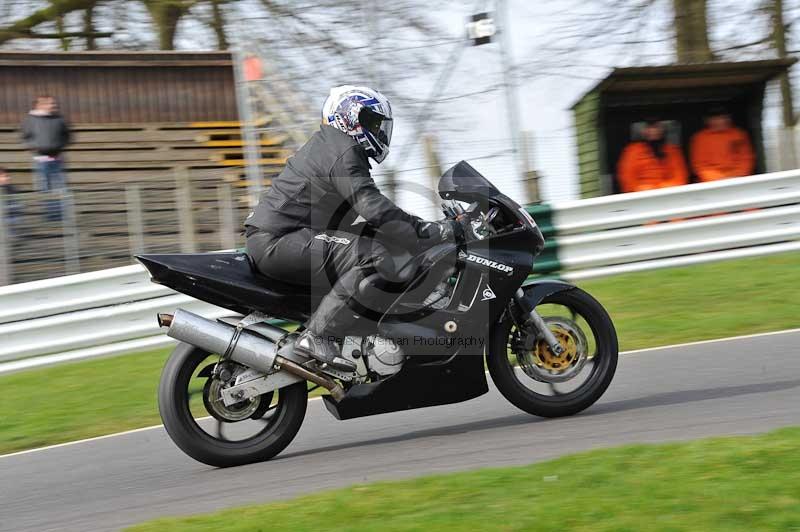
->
<box><xmin>617</xmin><ymin>118</ymin><xmax>689</xmax><ymax>193</ymax></box>
<box><xmin>690</xmin><ymin>106</ymin><xmax>755</xmax><ymax>182</ymax></box>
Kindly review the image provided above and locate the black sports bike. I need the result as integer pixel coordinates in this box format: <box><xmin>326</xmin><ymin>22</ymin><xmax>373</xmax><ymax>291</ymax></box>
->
<box><xmin>138</xmin><ymin>161</ymin><xmax>618</xmax><ymax>467</ymax></box>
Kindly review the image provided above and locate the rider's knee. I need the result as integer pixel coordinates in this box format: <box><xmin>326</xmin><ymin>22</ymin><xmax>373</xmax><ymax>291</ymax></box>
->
<box><xmin>357</xmin><ymin>241</ymin><xmax>397</xmax><ymax>281</ymax></box>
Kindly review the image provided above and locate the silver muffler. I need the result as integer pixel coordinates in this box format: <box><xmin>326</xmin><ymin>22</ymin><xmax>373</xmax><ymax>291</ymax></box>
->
<box><xmin>159</xmin><ymin>309</ymin><xmax>345</xmax><ymax>400</ymax></box>
<box><xmin>162</xmin><ymin>309</ymin><xmax>281</xmax><ymax>373</ymax></box>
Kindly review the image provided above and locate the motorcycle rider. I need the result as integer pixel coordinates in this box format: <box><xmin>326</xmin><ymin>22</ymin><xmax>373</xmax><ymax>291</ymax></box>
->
<box><xmin>245</xmin><ymin>86</ymin><xmax>452</xmax><ymax>372</ymax></box>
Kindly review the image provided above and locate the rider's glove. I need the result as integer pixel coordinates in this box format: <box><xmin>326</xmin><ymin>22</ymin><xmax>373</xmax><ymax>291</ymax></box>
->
<box><xmin>415</xmin><ymin>220</ymin><xmax>457</xmax><ymax>243</ymax></box>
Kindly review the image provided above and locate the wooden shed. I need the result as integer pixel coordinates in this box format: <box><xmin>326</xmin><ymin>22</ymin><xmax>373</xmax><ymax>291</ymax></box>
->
<box><xmin>571</xmin><ymin>59</ymin><xmax>796</xmax><ymax>198</ymax></box>
<box><xmin>0</xmin><ymin>51</ymin><xmax>296</xmax><ymax>284</ymax></box>
<box><xmin>0</xmin><ymin>50</ymin><xmax>237</xmax><ymax>124</ymax></box>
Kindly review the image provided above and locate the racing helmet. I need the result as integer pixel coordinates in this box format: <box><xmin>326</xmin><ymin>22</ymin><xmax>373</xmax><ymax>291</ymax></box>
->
<box><xmin>322</xmin><ymin>85</ymin><xmax>393</xmax><ymax>163</ymax></box>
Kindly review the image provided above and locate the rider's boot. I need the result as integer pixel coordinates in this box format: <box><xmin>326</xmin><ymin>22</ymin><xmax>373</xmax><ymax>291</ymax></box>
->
<box><xmin>294</xmin><ymin>330</ymin><xmax>356</xmax><ymax>372</ymax></box>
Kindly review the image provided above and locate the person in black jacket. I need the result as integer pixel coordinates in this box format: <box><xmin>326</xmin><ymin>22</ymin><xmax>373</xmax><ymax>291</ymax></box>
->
<box><xmin>245</xmin><ymin>86</ymin><xmax>452</xmax><ymax>371</ymax></box>
<box><xmin>21</xmin><ymin>95</ymin><xmax>71</xmax><ymax>222</ymax></box>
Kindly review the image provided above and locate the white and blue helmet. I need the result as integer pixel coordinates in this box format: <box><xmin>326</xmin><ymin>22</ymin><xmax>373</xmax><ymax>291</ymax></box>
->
<box><xmin>322</xmin><ymin>85</ymin><xmax>393</xmax><ymax>163</ymax></box>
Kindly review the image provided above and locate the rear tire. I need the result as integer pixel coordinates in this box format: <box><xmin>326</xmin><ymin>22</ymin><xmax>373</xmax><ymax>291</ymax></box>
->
<box><xmin>158</xmin><ymin>342</ymin><xmax>307</xmax><ymax>467</ymax></box>
<box><xmin>487</xmin><ymin>287</ymin><xmax>618</xmax><ymax>418</ymax></box>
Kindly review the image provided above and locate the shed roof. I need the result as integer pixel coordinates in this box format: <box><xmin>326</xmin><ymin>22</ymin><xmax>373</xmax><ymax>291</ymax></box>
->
<box><xmin>571</xmin><ymin>58</ymin><xmax>796</xmax><ymax>109</ymax></box>
<box><xmin>0</xmin><ymin>50</ymin><xmax>236</xmax><ymax>123</ymax></box>
<box><xmin>0</xmin><ymin>50</ymin><xmax>232</xmax><ymax>67</ymax></box>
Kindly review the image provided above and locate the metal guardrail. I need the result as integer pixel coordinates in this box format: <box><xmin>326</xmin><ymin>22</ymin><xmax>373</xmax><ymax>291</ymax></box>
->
<box><xmin>558</xmin><ymin>204</ymin><xmax>800</xmax><ymax>270</ymax></box>
<box><xmin>1</xmin><ymin>170</ymin><xmax>799</xmax><ymax>375</ymax></box>
<box><xmin>0</xmin><ymin>264</ymin><xmax>167</xmax><ymax>323</ymax></box>
<box><xmin>0</xmin><ymin>295</ymin><xmax>227</xmax><ymax>363</ymax></box>
<box><xmin>551</xmin><ymin>169</ymin><xmax>800</xmax><ymax>235</ymax></box>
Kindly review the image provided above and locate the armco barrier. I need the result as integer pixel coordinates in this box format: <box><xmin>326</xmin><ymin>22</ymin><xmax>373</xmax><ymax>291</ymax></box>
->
<box><xmin>0</xmin><ymin>295</ymin><xmax>227</xmax><ymax>363</ymax></box>
<box><xmin>1</xmin><ymin>170</ymin><xmax>799</xmax><ymax>374</ymax></box>
<box><xmin>557</xmin><ymin>204</ymin><xmax>800</xmax><ymax>270</ymax></box>
<box><xmin>548</xmin><ymin>169</ymin><xmax>800</xmax><ymax>235</ymax></box>
<box><xmin>0</xmin><ymin>264</ymin><xmax>170</xmax><ymax>324</ymax></box>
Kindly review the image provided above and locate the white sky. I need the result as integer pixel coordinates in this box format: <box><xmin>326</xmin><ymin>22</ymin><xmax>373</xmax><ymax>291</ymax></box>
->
<box><xmin>377</xmin><ymin>0</ymin><xmax>790</xmax><ymax>217</ymax></box>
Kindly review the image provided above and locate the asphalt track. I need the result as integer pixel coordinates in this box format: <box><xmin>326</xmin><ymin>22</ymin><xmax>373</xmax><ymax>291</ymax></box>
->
<box><xmin>2</xmin><ymin>330</ymin><xmax>799</xmax><ymax>532</ymax></box>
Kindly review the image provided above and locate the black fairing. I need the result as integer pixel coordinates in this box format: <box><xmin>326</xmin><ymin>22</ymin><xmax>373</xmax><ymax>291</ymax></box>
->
<box><xmin>137</xmin><ymin>252</ymin><xmax>319</xmax><ymax>323</ymax></box>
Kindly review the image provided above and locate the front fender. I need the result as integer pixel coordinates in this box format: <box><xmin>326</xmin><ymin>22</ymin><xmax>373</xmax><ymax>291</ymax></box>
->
<box><xmin>495</xmin><ymin>278</ymin><xmax>576</xmax><ymax>328</ymax></box>
<box><xmin>490</xmin><ymin>278</ymin><xmax>578</xmax><ymax>344</ymax></box>
<box><xmin>520</xmin><ymin>278</ymin><xmax>576</xmax><ymax>307</ymax></box>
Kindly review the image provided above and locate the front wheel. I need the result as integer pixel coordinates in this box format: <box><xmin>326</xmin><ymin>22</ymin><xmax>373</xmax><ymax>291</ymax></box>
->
<box><xmin>158</xmin><ymin>342</ymin><xmax>308</xmax><ymax>467</ymax></box>
<box><xmin>487</xmin><ymin>287</ymin><xmax>618</xmax><ymax>418</ymax></box>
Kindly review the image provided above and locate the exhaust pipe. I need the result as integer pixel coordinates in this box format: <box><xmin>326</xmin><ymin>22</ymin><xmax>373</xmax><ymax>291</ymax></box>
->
<box><xmin>159</xmin><ymin>309</ymin><xmax>345</xmax><ymax>400</ymax></box>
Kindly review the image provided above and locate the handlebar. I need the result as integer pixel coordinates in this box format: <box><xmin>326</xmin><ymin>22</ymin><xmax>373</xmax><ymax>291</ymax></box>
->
<box><xmin>439</xmin><ymin>202</ymin><xmax>501</xmax><ymax>244</ymax></box>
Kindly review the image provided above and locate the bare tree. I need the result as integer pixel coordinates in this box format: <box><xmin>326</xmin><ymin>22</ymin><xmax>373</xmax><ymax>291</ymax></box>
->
<box><xmin>208</xmin><ymin>0</ymin><xmax>227</xmax><ymax>51</ymax></box>
<box><xmin>673</xmin><ymin>0</ymin><xmax>713</xmax><ymax>62</ymax></box>
<box><xmin>0</xmin><ymin>0</ymin><xmax>99</xmax><ymax>45</ymax></box>
<box><xmin>141</xmin><ymin>0</ymin><xmax>197</xmax><ymax>50</ymax></box>
<box><xmin>772</xmin><ymin>0</ymin><xmax>796</xmax><ymax>126</ymax></box>
<box><xmin>83</xmin><ymin>3</ymin><xmax>96</xmax><ymax>49</ymax></box>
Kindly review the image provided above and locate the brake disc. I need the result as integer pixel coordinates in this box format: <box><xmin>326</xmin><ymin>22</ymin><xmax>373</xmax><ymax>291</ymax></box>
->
<box><xmin>202</xmin><ymin>374</ymin><xmax>261</xmax><ymax>422</ymax></box>
<box><xmin>515</xmin><ymin>316</ymin><xmax>589</xmax><ymax>383</ymax></box>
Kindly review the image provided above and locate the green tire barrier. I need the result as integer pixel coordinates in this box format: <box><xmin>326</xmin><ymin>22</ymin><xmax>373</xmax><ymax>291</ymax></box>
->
<box><xmin>527</xmin><ymin>203</ymin><xmax>561</xmax><ymax>275</ymax></box>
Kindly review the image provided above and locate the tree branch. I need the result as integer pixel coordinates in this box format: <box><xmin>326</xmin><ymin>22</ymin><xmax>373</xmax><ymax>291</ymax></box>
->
<box><xmin>0</xmin><ymin>0</ymin><xmax>98</xmax><ymax>45</ymax></box>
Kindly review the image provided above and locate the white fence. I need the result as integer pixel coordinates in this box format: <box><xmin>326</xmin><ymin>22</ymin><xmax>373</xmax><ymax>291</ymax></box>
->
<box><xmin>551</xmin><ymin>169</ymin><xmax>800</xmax><ymax>234</ymax></box>
<box><xmin>0</xmin><ymin>266</ymin><xmax>228</xmax><ymax>374</ymax></box>
<box><xmin>551</xmin><ymin>170</ymin><xmax>800</xmax><ymax>279</ymax></box>
<box><xmin>1</xmin><ymin>170</ymin><xmax>799</xmax><ymax>375</ymax></box>
<box><xmin>559</xmin><ymin>204</ymin><xmax>800</xmax><ymax>271</ymax></box>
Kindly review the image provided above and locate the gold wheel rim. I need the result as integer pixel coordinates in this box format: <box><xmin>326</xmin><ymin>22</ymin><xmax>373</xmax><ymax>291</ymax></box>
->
<box><xmin>532</xmin><ymin>326</ymin><xmax>579</xmax><ymax>373</ymax></box>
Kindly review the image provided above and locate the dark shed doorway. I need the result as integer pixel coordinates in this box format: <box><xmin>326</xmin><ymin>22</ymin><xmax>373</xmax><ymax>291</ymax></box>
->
<box><xmin>571</xmin><ymin>59</ymin><xmax>796</xmax><ymax>198</ymax></box>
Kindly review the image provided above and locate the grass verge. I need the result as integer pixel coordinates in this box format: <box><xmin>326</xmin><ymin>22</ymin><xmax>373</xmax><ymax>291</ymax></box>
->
<box><xmin>126</xmin><ymin>427</ymin><xmax>800</xmax><ymax>531</ymax></box>
<box><xmin>1</xmin><ymin>251</ymin><xmax>798</xmax><ymax>454</ymax></box>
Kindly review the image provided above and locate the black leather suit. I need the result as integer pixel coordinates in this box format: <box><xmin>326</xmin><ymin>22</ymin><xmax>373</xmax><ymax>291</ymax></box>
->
<box><xmin>245</xmin><ymin>124</ymin><xmax>435</xmax><ymax>336</ymax></box>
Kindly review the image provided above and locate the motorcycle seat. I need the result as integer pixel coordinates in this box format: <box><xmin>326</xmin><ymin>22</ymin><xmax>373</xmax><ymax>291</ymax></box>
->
<box><xmin>243</xmin><ymin>253</ymin><xmax>312</xmax><ymax>294</ymax></box>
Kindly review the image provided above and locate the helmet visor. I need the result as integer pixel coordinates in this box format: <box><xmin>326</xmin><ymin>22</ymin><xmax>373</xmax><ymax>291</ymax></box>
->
<box><xmin>360</xmin><ymin>107</ymin><xmax>393</xmax><ymax>148</ymax></box>
<box><xmin>378</xmin><ymin>116</ymin><xmax>393</xmax><ymax>147</ymax></box>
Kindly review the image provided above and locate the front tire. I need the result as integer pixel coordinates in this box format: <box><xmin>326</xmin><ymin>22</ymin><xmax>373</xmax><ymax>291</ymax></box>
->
<box><xmin>487</xmin><ymin>287</ymin><xmax>618</xmax><ymax>418</ymax></box>
<box><xmin>158</xmin><ymin>342</ymin><xmax>308</xmax><ymax>467</ymax></box>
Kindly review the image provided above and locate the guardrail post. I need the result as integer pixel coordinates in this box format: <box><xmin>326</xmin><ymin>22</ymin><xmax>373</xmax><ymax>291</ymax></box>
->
<box><xmin>777</xmin><ymin>127</ymin><xmax>799</xmax><ymax>171</ymax></box>
<box><xmin>423</xmin><ymin>135</ymin><xmax>442</xmax><ymax>216</ymax></box>
<box><xmin>217</xmin><ymin>184</ymin><xmax>236</xmax><ymax>250</ymax></box>
<box><xmin>0</xmin><ymin>193</ymin><xmax>10</xmax><ymax>286</ymax></box>
<box><xmin>126</xmin><ymin>184</ymin><xmax>145</xmax><ymax>257</ymax></box>
<box><xmin>61</xmin><ymin>191</ymin><xmax>80</xmax><ymax>275</ymax></box>
<box><xmin>175</xmin><ymin>168</ymin><xmax>196</xmax><ymax>253</ymax></box>
<box><xmin>521</xmin><ymin>130</ymin><xmax>541</xmax><ymax>204</ymax></box>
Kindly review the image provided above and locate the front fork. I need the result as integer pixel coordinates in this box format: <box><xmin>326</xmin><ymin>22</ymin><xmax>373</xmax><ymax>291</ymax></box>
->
<box><xmin>514</xmin><ymin>288</ymin><xmax>565</xmax><ymax>355</ymax></box>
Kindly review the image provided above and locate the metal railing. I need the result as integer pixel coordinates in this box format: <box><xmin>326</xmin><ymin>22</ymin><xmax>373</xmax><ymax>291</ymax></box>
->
<box><xmin>0</xmin><ymin>175</ymin><xmax>245</xmax><ymax>286</ymax></box>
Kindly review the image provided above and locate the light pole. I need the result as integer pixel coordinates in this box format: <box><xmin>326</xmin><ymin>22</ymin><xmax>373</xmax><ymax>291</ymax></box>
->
<box><xmin>496</xmin><ymin>0</ymin><xmax>526</xmax><ymax>201</ymax></box>
<box><xmin>232</xmin><ymin>49</ymin><xmax>264</xmax><ymax>208</ymax></box>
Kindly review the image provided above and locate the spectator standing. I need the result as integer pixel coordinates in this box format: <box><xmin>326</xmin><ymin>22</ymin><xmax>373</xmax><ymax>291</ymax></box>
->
<box><xmin>690</xmin><ymin>106</ymin><xmax>755</xmax><ymax>182</ymax></box>
<box><xmin>0</xmin><ymin>167</ymin><xmax>23</xmax><ymax>236</ymax></box>
<box><xmin>21</xmin><ymin>95</ymin><xmax>71</xmax><ymax>221</ymax></box>
<box><xmin>617</xmin><ymin>118</ymin><xmax>689</xmax><ymax>193</ymax></box>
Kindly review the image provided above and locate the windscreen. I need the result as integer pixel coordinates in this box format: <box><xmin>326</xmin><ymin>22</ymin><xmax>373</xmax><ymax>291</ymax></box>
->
<box><xmin>438</xmin><ymin>161</ymin><xmax>501</xmax><ymax>202</ymax></box>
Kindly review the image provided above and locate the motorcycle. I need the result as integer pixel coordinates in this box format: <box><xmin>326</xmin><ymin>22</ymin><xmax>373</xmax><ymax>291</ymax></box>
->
<box><xmin>138</xmin><ymin>161</ymin><xmax>618</xmax><ymax>467</ymax></box>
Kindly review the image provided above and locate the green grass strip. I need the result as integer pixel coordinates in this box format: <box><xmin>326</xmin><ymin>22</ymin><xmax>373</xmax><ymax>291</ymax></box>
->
<box><xmin>126</xmin><ymin>427</ymin><xmax>800</xmax><ymax>531</ymax></box>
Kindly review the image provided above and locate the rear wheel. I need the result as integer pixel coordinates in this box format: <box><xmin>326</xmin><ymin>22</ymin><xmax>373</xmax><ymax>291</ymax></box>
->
<box><xmin>487</xmin><ymin>287</ymin><xmax>618</xmax><ymax>418</ymax></box>
<box><xmin>158</xmin><ymin>342</ymin><xmax>307</xmax><ymax>467</ymax></box>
